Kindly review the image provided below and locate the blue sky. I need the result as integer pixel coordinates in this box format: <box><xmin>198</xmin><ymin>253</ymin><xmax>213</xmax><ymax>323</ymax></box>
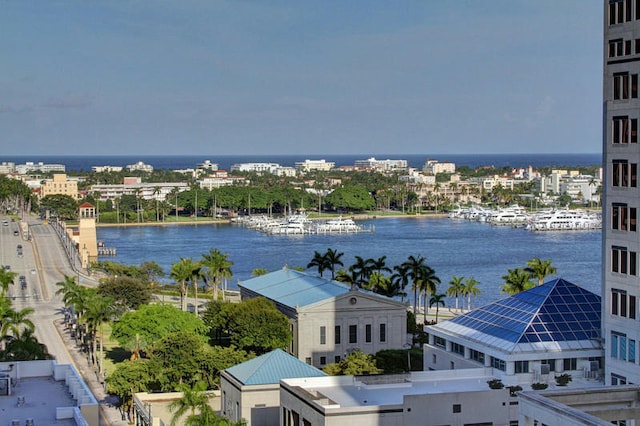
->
<box><xmin>0</xmin><ymin>1</ymin><xmax>602</xmax><ymax>156</ymax></box>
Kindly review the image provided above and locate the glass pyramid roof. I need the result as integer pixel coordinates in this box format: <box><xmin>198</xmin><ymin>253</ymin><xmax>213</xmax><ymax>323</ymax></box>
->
<box><xmin>448</xmin><ymin>278</ymin><xmax>601</xmax><ymax>344</ymax></box>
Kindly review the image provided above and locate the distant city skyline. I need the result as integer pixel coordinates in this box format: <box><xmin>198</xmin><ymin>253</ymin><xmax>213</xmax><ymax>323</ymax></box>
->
<box><xmin>1</xmin><ymin>1</ymin><xmax>602</xmax><ymax>156</ymax></box>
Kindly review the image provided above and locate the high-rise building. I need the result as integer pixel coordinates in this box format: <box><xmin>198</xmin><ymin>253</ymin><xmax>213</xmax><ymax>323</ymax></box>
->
<box><xmin>603</xmin><ymin>0</ymin><xmax>640</xmax><ymax>386</ymax></box>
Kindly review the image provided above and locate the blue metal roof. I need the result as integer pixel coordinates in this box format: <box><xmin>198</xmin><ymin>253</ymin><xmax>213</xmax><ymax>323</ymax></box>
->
<box><xmin>238</xmin><ymin>267</ymin><xmax>357</xmax><ymax>309</ymax></box>
<box><xmin>448</xmin><ymin>278</ymin><xmax>601</xmax><ymax>344</ymax></box>
<box><xmin>225</xmin><ymin>349</ymin><xmax>326</xmax><ymax>385</ymax></box>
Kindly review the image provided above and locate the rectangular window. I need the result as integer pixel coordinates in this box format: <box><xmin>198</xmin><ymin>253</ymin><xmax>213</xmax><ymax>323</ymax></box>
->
<box><xmin>451</xmin><ymin>342</ymin><xmax>465</xmax><ymax>355</ymax></box>
<box><xmin>515</xmin><ymin>360</ymin><xmax>529</xmax><ymax>374</ymax></box>
<box><xmin>320</xmin><ymin>356</ymin><xmax>326</xmax><ymax>365</ymax></box>
<box><xmin>349</xmin><ymin>325</ymin><xmax>357</xmax><ymax>344</ymax></box>
<box><xmin>612</xmin><ymin>203</ymin><xmax>636</xmax><ymax>230</ymax></box>
<box><xmin>491</xmin><ymin>357</ymin><xmax>506</xmax><ymax>371</ymax></box>
<box><xmin>630</xmin><ymin>295</ymin><xmax>636</xmax><ymax>319</ymax></box>
<box><xmin>612</xmin><ymin>246</ymin><xmax>638</xmax><ymax>276</ymax></box>
<box><xmin>630</xmin><ymin>340</ymin><xmax>636</xmax><ymax>363</ymax></box>
<box><xmin>612</xmin><ymin>289</ymin><xmax>622</xmax><ymax>315</ymax></box>
<box><xmin>563</xmin><ymin>358</ymin><xmax>577</xmax><ymax>371</ymax></box>
<box><xmin>335</xmin><ymin>325</ymin><xmax>341</xmax><ymax>344</ymax></box>
<box><xmin>335</xmin><ymin>355</ymin><xmax>340</xmax><ymax>363</ymax></box>
<box><xmin>379</xmin><ymin>323</ymin><xmax>386</xmax><ymax>342</ymax></box>
<box><xmin>434</xmin><ymin>336</ymin><xmax>446</xmax><ymax>348</ymax></box>
<box><xmin>612</xmin><ymin>117</ymin><xmax>638</xmax><ymax>144</ymax></box>
<box><xmin>365</xmin><ymin>324</ymin><xmax>372</xmax><ymax>343</ymax></box>
<box><xmin>320</xmin><ymin>326</ymin><xmax>326</xmax><ymax>345</ymax></box>
<box><xmin>470</xmin><ymin>349</ymin><xmax>484</xmax><ymax>364</ymax></box>
<box><xmin>612</xmin><ymin>160</ymin><xmax>638</xmax><ymax>187</ymax></box>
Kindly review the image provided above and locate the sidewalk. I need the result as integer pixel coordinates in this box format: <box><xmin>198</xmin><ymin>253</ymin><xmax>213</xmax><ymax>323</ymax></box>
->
<box><xmin>54</xmin><ymin>318</ymin><xmax>129</xmax><ymax>426</ymax></box>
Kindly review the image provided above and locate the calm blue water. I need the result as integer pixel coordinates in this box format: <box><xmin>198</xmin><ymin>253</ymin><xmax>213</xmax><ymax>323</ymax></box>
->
<box><xmin>96</xmin><ymin>218</ymin><xmax>601</xmax><ymax>309</ymax></box>
<box><xmin>0</xmin><ymin>153</ymin><xmax>601</xmax><ymax>171</ymax></box>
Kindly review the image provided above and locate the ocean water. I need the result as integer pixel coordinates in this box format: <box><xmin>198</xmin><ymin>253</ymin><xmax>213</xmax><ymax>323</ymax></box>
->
<box><xmin>0</xmin><ymin>153</ymin><xmax>601</xmax><ymax>172</ymax></box>
<box><xmin>96</xmin><ymin>217</ymin><xmax>601</xmax><ymax>309</ymax></box>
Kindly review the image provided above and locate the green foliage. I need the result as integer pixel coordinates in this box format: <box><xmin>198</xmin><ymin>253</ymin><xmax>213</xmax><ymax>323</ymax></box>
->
<box><xmin>324</xmin><ymin>350</ymin><xmax>383</xmax><ymax>376</ymax></box>
<box><xmin>500</xmin><ymin>267</ymin><xmax>535</xmax><ymax>295</ymax></box>
<box><xmin>203</xmin><ymin>298</ymin><xmax>291</xmax><ymax>355</ymax></box>
<box><xmin>555</xmin><ymin>373</ymin><xmax>572</xmax><ymax>386</ymax></box>
<box><xmin>107</xmin><ymin>359</ymin><xmax>157</xmax><ymax>415</ymax></box>
<box><xmin>39</xmin><ymin>194</ymin><xmax>78</xmax><ymax>220</ymax></box>
<box><xmin>111</xmin><ymin>304</ymin><xmax>208</xmax><ymax>349</ymax></box>
<box><xmin>487</xmin><ymin>379</ymin><xmax>504</xmax><ymax>389</ymax></box>
<box><xmin>531</xmin><ymin>382</ymin><xmax>548</xmax><ymax>390</ymax></box>
<box><xmin>324</xmin><ymin>185</ymin><xmax>376</xmax><ymax>211</ymax></box>
<box><xmin>508</xmin><ymin>385</ymin><xmax>523</xmax><ymax>397</ymax></box>
<box><xmin>97</xmin><ymin>276</ymin><xmax>152</xmax><ymax>310</ymax></box>
<box><xmin>375</xmin><ymin>348</ymin><xmax>423</xmax><ymax>373</ymax></box>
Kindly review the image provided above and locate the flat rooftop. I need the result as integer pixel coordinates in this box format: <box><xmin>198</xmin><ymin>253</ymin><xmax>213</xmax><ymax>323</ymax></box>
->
<box><xmin>0</xmin><ymin>377</ymin><xmax>76</xmax><ymax>425</ymax></box>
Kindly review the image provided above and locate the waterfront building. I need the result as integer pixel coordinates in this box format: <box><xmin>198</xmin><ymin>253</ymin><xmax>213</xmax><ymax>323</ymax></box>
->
<box><xmin>75</xmin><ymin>202</ymin><xmax>98</xmax><ymax>268</ymax></box>
<box><xmin>220</xmin><ymin>349</ymin><xmax>326</xmax><ymax>425</ymax></box>
<box><xmin>90</xmin><ymin>181</ymin><xmax>189</xmax><ymax>202</ymax></box>
<box><xmin>230</xmin><ymin>162</ymin><xmax>281</xmax><ymax>174</ymax></box>
<box><xmin>354</xmin><ymin>157</ymin><xmax>408</xmax><ymax>172</ymax></box>
<box><xmin>40</xmin><ymin>173</ymin><xmax>79</xmax><ymax>200</ymax></box>
<box><xmin>197</xmin><ymin>159</ymin><xmax>218</xmax><ymax>172</ymax></box>
<box><xmin>238</xmin><ymin>268</ymin><xmax>407</xmax><ymax>369</ymax></box>
<box><xmin>91</xmin><ymin>165</ymin><xmax>123</xmax><ymax>173</ymax></box>
<box><xmin>295</xmin><ymin>159</ymin><xmax>335</xmax><ymax>172</ymax></box>
<box><xmin>0</xmin><ymin>161</ymin><xmax>15</xmax><ymax>174</ymax></box>
<box><xmin>198</xmin><ymin>174</ymin><xmax>248</xmax><ymax>190</ymax></box>
<box><xmin>468</xmin><ymin>174</ymin><xmax>515</xmax><ymax>191</ymax></box>
<box><xmin>15</xmin><ymin>161</ymin><xmax>65</xmax><ymax>175</ymax></box>
<box><xmin>422</xmin><ymin>159</ymin><xmax>456</xmax><ymax>175</ymax></box>
<box><xmin>603</xmin><ymin>0</ymin><xmax>640</xmax><ymax>388</ymax></box>
<box><xmin>126</xmin><ymin>161</ymin><xmax>154</xmax><ymax>173</ymax></box>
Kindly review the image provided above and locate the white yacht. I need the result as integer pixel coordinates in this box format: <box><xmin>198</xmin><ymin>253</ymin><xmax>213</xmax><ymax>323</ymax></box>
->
<box><xmin>527</xmin><ymin>209</ymin><xmax>601</xmax><ymax>231</ymax></box>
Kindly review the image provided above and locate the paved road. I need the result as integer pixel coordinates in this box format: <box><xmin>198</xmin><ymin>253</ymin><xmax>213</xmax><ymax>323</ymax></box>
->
<box><xmin>1</xmin><ymin>215</ymin><xmax>127</xmax><ymax>425</ymax></box>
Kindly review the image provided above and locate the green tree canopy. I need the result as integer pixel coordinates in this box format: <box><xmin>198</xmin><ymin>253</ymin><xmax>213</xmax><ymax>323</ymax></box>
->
<box><xmin>323</xmin><ymin>350</ymin><xmax>382</xmax><ymax>376</ymax></box>
<box><xmin>97</xmin><ymin>275</ymin><xmax>152</xmax><ymax>310</ymax></box>
<box><xmin>39</xmin><ymin>194</ymin><xmax>78</xmax><ymax>220</ymax></box>
<box><xmin>111</xmin><ymin>304</ymin><xmax>208</xmax><ymax>349</ymax></box>
<box><xmin>324</xmin><ymin>185</ymin><xmax>375</xmax><ymax>211</ymax></box>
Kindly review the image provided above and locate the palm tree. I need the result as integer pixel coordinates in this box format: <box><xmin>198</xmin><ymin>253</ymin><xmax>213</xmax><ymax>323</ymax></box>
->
<box><xmin>188</xmin><ymin>261</ymin><xmax>205</xmax><ymax>316</ymax></box>
<box><xmin>125</xmin><ymin>333</ymin><xmax>149</xmax><ymax>361</ymax></box>
<box><xmin>200</xmin><ymin>249</ymin><xmax>233</xmax><ymax>301</ymax></box>
<box><xmin>401</xmin><ymin>255</ymin><xmax>428</xmax><ymax>319</ymax></box>
<box><xmin>446</xmin><ymin>275</ymin><xmax>466</xmax><ymax>312</ymax></box>
<box><xmin>501</xmin><ymin>268</ymin><xmax>535</xmax><ymax>295</ymax></box>
<box><xmin>462</xmin><ymin>277</ymin><xmax>481</xmax><ymax>310</ymax></box>
<box><xmin>84</xmin><ymin>293</ymin><xmax>115</xmax><ymax>374</ymax></box>
<box><xmin>0</xmin><ymin>268</ymin><xmax>17</xmax><ymax>297</ymax></box>
<box><xmin>324</xmin><ymin>248</ymin><xmax>344</xmax><ymax>280</ymax></box>
<box><xmin>370</xmin><ymin>256</ymin><xmax>392</xmax><ymax>276</ymax></box>
<box><xmin>0</xmin><ymin>329</ymin><xmax>52</xmax><ymax>361</ymax></box>
<box><xmin>349</xmin><ymin>256</ymin><xmax>371</xmax><ymax>287</ymax></box>
<box><xmin>307</xmin><ymin>250</ymin><xmax>328</xmax><ymax>277</ymax></box>
<box><xmin>391</xmin><ymin>264</ymin><xmax>410</xmax><ymax>303</ymax></box>
<box><xmin>170</xmin><ymin>258</ymin><xmax>195</xmax><ymax>311</ymax></box>
<box><xmin>1</xmin><ymin>306</ymin><xmax>35</xmax><ymax>340</ymax></box>
<box><xmin>524</xmin><ymin>258</ymin><xmax>557</xmax><ymax>286</ymax></box>
<box><xmin>417</xmin><ymin>265</ymin><xmax>441</xmax><ymax>323</ymax></box>
<box><xmin>169</xmin><ymin>381</ymin><xmax>216</xmax><ymax>426</ymax></box>
<box><xmin>251</xmin><ymin>268</ymin><xmax>269</xmax><ymax>277</ymax></box>
<box><xmin>368</xmin><ymin>272</ymin><xmax>400</xmax><ymax>297</ymax></box>
<box><xmin>335</xmin><ymin>270</ymin><xmax>359</xmax><ymax>289</ymax></box>
<box><xmin>429</xmin><ymin>293</ymin><xmax>446</xmax><ymax>323</ymax></box>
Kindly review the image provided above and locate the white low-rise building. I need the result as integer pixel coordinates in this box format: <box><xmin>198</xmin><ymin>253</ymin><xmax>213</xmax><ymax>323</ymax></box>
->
<box><xmin>126</xmin><ymin>161</ymin><xmax>154</xmax><ymax>173</ymax></box>
<box><xmin>295</xmin><ymin>159</ymin><xmax>335</xmax><ymax>172</ymax></box>
<box><xmin>15</xmin><ymin>161</ymin><xmax>65</xmax><ymax>175</ymax></box>
<box><xmin>238</xmin><ymin>268</ymin><xmax>407</xmax><ymax>369</ymax></box>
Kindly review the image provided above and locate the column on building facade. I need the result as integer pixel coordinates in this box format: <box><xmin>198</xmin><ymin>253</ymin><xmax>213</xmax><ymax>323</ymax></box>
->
<box><xmin>506</xmin><ymin>361</ymin><xmax>515</xmax><ymax>376</ymax></box>
<box><xmin>464</xmin><ymin>346</ymin><xmax>470</xmax><ymax>359</ymax></box>
<box><xmin>555</xmin><ymin>359</ymin><xmax>564</xmax><ymax>373</ymax></box>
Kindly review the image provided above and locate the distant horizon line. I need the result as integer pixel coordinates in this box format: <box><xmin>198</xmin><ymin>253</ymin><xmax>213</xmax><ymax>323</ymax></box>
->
<box><xmin>0</xmin><ymin>152</ymin><xmax>602</xmax><ymax>157</ymax></box>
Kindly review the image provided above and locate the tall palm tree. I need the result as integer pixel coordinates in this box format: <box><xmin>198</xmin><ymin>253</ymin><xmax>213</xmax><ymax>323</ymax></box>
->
<box><xmin>324</xmin><ymin>248</ymin><xmax>344</xmax><ymax>280</ymax></box>
<box><xmin>462</xmin><ymin>277</ymin><xmax>481</xmax><ymax>311</ymax></box>
<box><xmin>84</xmin><ymin>293</ymin><xmax>115</xmax><ymax>374</ymax></box>
<box><xmin>170</xmin><ymin>258</ymin><xmax>195</xmax><ymax>311</ymax></box>
<box><xmin>1</xmin><ymin>329</ymin><xmax>52</xmax><ymax>361</ymax></box>
<box><xmin>349</xmin><ymin>256</ymin><xmax>372</xmax><ymax>288</ymax></box>
<box><xmin>524</xmin><ymin>258</ymin><xmax>557</xmax><ymax>286</ymax></box>
<box><xmin>391</xmin><ymin>264</ymin><xmax>410</xmax><ymax>303</ymax></box>
<box><xmin>200</xmin><ymin>249</ymin><xmax>233</xmax><ymax>301</ymax></box>
<box><xmin>429</xmin><ymin>293</ymin><xmax>446</xmax><ymax>323</ymax></box>
<box><xmin>369</xmin><ymin>256</ymin><xmax>392</xmax><ymax>276</ymax></box>
<box><xmin>307</xmin><ymin>250</ymin><xmax>328</xmax><ymax>277</ymax></box>
<box><xmin>501</xmin><ymin>268</ymin><xmax>535</xmax><ymax>295</ymax></box>
<box><xmin>447</xmin><ymin>275</ymin><xmax>466</xmax><ymax>312</ymax></box>
<box><xmin>417</xmin><ymin>265</ymin><xmax>441</xmax><ymax>323</ymax></box>
<box><xmin>401</xmin><ymin>255</ymin><xmax>428</xmax><ymax>319</ymax></box>
<box><xmin>188</xmin><ymin>262</ymin><xmax>205</xmax><ymax>317</ymax></box>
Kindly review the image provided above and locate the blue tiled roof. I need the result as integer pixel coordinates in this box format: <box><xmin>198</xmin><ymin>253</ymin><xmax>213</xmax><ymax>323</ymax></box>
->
<box><xmin>238</xmin><ymin>268</ymin><xmax>356</xmax><ymax>309</ymax></box>
<box><xmin>225</xmin><ymin>349</ymin><xmax>326</xmax><ymax>385</ymax></box>
<box><xmin>448</xmin><ymin>278</ymin><xmax>601</xmax><ymax>344</ymax></box>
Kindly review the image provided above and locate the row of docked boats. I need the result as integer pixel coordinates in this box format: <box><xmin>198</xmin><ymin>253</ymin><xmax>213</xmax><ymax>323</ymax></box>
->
<box><xmin>448</xmin><ymin>205</ymin><xmax>602</xmax><ymax>231</ymax></box>
<box><xmin>232</xmin><ymin>213</ymin><xmax>373</xmax><ymax>235</ymax></box>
